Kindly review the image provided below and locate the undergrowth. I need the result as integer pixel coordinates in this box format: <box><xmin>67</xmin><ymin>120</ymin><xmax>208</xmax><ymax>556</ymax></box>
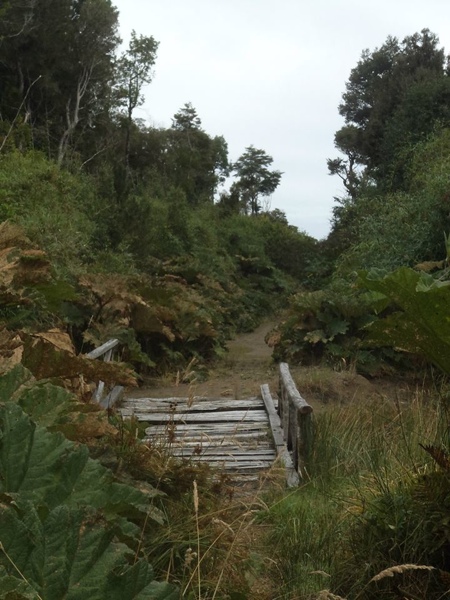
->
<box><xmin>260</xmin><ymin>383</ymin><xmax>450</xmax><ymax>600</ymax></box>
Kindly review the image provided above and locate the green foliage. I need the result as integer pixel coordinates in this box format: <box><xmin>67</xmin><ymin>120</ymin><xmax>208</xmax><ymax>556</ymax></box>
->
<box><xmin>0</xmin><ymin>0</ymin><xmax>120</xmax><ymax>164</ymax></box>
<box><xmin>272</xmin><ymin>280</ymin><xmax>379</xmax><ymax>371</ymax></box>
<box><xmin>359</xmin><ymin>267</ymin><xmax>450</xmax><ymax>374</ymax></box>
<box><xmin>327</xmin><ymin>31</ymin><xmax>450</xmax><ymax>279</ymax></box>
<box><xmin>252</xmin><ymin>213</ymin><xmax>318</xmax><ymax>282</ymax></box>
<box><xmin>166</xmin><ymin>104</ymin><xmax>229</xmax><ymax>205</ymax></box>
<box><xmin>0</xmin><ymin>400</ymin><xmax>177</xmax><ymax>598</ymax></box>
<box><xmin>333</xmin><ymin>29</ymin><xmax>449</xmax><ymax>189</ymax></box>
<box><xmin>0</xmin><ymin>498</ymin><xmax>177</xmax><ymax>600</ymax></box>
<box><xmin>0</xmin><ymin>152</ymin><xmax>96</xmax><ymax>275</ymax></box>
<box><xmin>0</xmin><ymin>400</ymin><xmax>162</xmax><ymax>522</ymax></box>
<box><xmin>332</xmin><ymin>126</ymin><xmax>450</xmax><ymax>275</ymax></box>
<box><xmin>335</xmin><ymin>188</ymin><xmax>446</xmax><ymax>274</ymax></box>
<box><xmin>262</xmin><ymin>390</ymin><xmax>450</xmax><ymax>599</ymax></box>
<box><xmin>232</xmin><ymin>145</ymin><xmax>282</xmax><ymax>215</ymax></box>
<box><xmin>116</xmin><ymin>31</ymin><xmax>159</xmax><ymax>118</ymax></box>
<box><xmin>262</xmin><ymin>488</ymin><xmax>343</xmax><ymax>597</ymax></box>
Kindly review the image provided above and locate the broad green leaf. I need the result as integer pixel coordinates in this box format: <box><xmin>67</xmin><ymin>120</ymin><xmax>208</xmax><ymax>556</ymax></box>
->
<box><xmin>0</xmin><ymin>364</ymin><xmax>34</xmax><ymax>402</ymax></box>
<box><xmin>0</xmin><ymin>498</ymin><xmax>177</xmax><ymax>600</ymax></box>
<box><xmin>0</xmin><ymin>365</ymin><xmax>80</xmax><ymax>428</ymax></box>
<box><xmin>0</xmin><ymin>566</ymin><xmax>39</xmax><ymax>599</ymax></box>
<box><xmin>0</xmin><ymin>404</ymin><xmax>163</xmax><ymax>524</ymax></box>
<box><xmin>359</xmin><ymin>267</ymin><xmax>450</xmax><ymax>374</ymax></box>
<box><xmin>304</xmin><ymin>329</ymin><xmax>327</xmax><ymax>344</ymax></box>
<box><xmin>0</xmin><ymin>366</ymin><xmax>118</xmax><ymax>440</ymax></box>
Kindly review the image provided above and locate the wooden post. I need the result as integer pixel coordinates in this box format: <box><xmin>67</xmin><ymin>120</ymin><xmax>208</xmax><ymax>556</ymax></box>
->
<box><xmin>86</xmin><ymin>339</ymin><xmax>122</xmax><ymax>407</ymax></box>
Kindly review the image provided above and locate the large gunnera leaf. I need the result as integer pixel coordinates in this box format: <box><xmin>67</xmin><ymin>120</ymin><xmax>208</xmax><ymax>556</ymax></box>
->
<box><xmin>0</xmin><ymin>404</ymin><xmax>176</xmax><ymax>598</ymax></box>
<box><xmin>0</xmin><ymin>364</ymin><xmax>80</xmax><ymax>427</ymax></box>
<box><xmin>0</xmin><ymin>364</ymin><xmax>118</xmax><ymax>441</ymax></box>
<box><xmin>0</xmin><ymin>403</ymin><xmax>163</xmax><ymax>524</ymax></box>
<box><xmin>359</xmin><ymin>267</ymin><xmax>450</xmax><ymax>374</ymax></box>
<box><xmin>0</xmin><ymin>497</ymin><xmax>177</xmax><ymax>600</ymax></box>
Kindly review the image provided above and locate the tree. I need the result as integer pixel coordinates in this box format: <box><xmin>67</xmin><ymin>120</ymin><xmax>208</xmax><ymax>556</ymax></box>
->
<box><xmin>329</xmin><ymin>29</ymin><xmax>450</xmax><ymax>193</ymax></box>
<box><xmin>327</xmin><ymin>126</ymin><xmax>364</xmax><ymax>200</ymax></box>
<box><xmin>115</xmin><ymin>30</ymin><xmax>159</xmax><ymax>167</ymax></box>
<box><xmin>232</xmin><ymin>146</ymin><xmax>282</xmax><ymax>215</ymax></box>
<box><xmin>0</xmin><ymin>0</ymin><xmax>120</xmax><ymax>164</ymax></box>
<box><xmin>164</xmin><ymin>103</ymin><xmax>229</xmax><ymax>204</ymax></box>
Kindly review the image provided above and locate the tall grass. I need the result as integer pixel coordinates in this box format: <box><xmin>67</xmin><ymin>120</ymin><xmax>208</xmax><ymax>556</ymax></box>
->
<box><xmin>261</xmin><ymin>388</ymin><xmax>450</xmax><ymax>599</ymax></box>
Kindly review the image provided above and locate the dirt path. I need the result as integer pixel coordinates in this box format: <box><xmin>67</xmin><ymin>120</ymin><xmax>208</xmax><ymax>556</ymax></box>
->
<box><xmin>135</xmin><ymin>317</ymin><xmax>390</xmax><ymax>410</ymax></box>
<box><xmin>129</xmin><ymin>319</ymin><xmax>416</xmax><ymax>600</ymax></box>
<box><xmin>136</xmin><ymin>319</ymin><xmax>280</xmax><ymax>400</ymax></box>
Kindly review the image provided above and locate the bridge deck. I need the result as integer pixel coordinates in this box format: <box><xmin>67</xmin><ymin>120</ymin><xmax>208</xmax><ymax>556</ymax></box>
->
<box><xmin>120</xmin><ymin>395</ymin><xmax>277</xmax><ymax>477</ymax></box>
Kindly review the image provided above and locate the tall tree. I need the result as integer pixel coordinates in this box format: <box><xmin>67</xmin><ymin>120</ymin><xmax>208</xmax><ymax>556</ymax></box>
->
<box><xmin>0</xmin><ymin>0</ymin><xmax>120</xmax><ymax>164</ymax></box>
<box><xmin>165</xmin><ymin>103</ymin><xmax>229</xmax><ymax>204</ymax></box>
<box><xmin>115</xmin><ymin>31</ymin><xmax>159</xmax><ymax>167</ymax></box>
<box><xmin>329</xmin><ymin>29</ymin><xmax>450</xmax><ymax>193</ymax></box>
<box><xmin>232</xmin><ymin>146</ymin><xmax>282</xmax><ymax>215</ymax></box>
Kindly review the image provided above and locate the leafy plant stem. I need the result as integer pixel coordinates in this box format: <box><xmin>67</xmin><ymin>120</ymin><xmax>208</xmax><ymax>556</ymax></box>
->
<box><xmin>0</xmin><ymin>541</ymin><xmax>43</xmax><ymax>599</ymax></box>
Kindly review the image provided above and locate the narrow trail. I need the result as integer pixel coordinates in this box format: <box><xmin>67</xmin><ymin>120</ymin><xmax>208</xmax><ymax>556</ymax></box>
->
<box><xmin>134</xmin><ymin>319</ymin><xmax>280</xmax><ymax>400</ymax></box>
<box><xmin>123</xmin><ymin>319</ymin><xmax>285</xmax><ymax>600</ymax></box>
<box><xmin>122</xmin><ymin>319</ymin><xmax>283</xmax><ymax>484</ymax></box>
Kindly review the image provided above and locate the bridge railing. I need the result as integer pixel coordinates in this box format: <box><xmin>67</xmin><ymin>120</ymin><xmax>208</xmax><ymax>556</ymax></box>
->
<box><xmin>86</xmin><ymin>338</ymin><xmax>124</xmax><ymax>408</ymax></box>
<box><xmin>278</xmin><ymin>362</ymin><xmax>313</xmax><ymax>479</ymax></box>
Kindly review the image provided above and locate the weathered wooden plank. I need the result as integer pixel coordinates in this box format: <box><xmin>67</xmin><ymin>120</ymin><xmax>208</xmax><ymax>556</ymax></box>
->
<box><xmin>213</xmin><ymin>462</ymin><xmax>274</xmax><ymax>470</ymax></box>
<box><xmin>261</xmin><ymin>384</ymin><xmax>286</xmax><ymax>448</ymax></box>
<box><xmin>177</xmin><ymin>456</ymin><xmax>274</xmax><ymax>466</ymax></box>
<box><xmin>92</xmin><ymin>381</ymin><xmax>105</xmax><ymax>404</ymax></box>
<box><xmin>168</xmin><ymin>442</ymin><xmax>274</xmax><ymax>450</ymax></box>
<box><xmin>122</xmin><ymin>398</ymin><xmax>264</xmax><ymax>412</ymax></box>
<box><xmin>261</xmin><ymin>383</ymin><xmax>300</xmax><ymax>488</ymax></box>
<box><xmin>145</xmin><ymin>422</ymin><xmax>270</xmax><ymax>434</ymax></box>
<box><xmin>87</xmin><ymin>338</ymin><xmax>120</xmax><ymax>360</ymax></box>
<box><xmin>127</xmin><ymin>410</ymin><xmax>269</xmax><ymax>423</ymax></box>
<box><xmin>174</xmin><ymin>459</ymin><xmax>276</xmax><ymax>467</ymax></box>
<box><xmin>100</xmin><ymin>385</ymin><xmax>124</xmax><ymax>409</ymax></box>
<box><xmin>172</xmin><ymin>449</ymin><xmax>276</xmax><ymax>457</ymax></box>
<box><xmin>176</xmin><ymin>457</ymin><xmax>275</xmax><ymax>465</ymax></box>
<box><xmin>279</xmin><ymin>363</ymin><xmax>313</xmax><ymax>414</ymax></box>
<box><xmin>146</xmin><ymin>434</ymin><xmax>267</xmax><ymax>440</ymax></box>
<box><xmin>124</xmin><ymin>396</ymin><xmax>262</xmax><ymax>405</ymax></box>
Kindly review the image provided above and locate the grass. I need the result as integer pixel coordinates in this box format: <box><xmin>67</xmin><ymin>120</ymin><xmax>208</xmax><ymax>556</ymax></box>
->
<box><xmin>107</xmin><ymin>366</ymin><xmax>450</xmax><ymax>599</ymax></box>
<box><xmin>258</xmin><ymin>383</ymin><xmax>450</xmax><ymax>600</ymax></box>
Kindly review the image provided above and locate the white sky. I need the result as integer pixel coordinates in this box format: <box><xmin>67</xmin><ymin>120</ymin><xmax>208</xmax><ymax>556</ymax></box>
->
<box><xmin>112</xmin><ymin>0</ymin><xmax>450</xmax><ymax>240</ymax></box>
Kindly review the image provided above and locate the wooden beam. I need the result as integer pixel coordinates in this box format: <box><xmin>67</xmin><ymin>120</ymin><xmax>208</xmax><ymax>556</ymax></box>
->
<box><xmin>260</xmin><ymin>384</ymin><xmax>299</xmax><ymax>487</ymax></box>
<box><xmin>86</xmin><ymin>338</ymin><xmax>120</xmax><ymax>360</ymax></box>
<box><xmin>100</xmin><ymin>385</ymin><xmax>124</xmax><ymax>409</ymax></box>
<box><xmin>279</xmin><ymin>363</ymin><xmax>313</xmax><ymax>414</ymax></box>
<box><xmin>123</xmin><ymin>398</ymin><xmax>264</xmax><ymax>412</ymax></box>
<box><xmin>126</xmin><ymin>410</ymin><xmax>269</xmax><ymax>423</ymax></box>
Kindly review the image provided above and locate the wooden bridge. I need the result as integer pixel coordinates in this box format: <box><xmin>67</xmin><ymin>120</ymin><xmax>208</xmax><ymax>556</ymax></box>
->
<box><xmin>88</xmin><ymin>340</ymin><xmax>313</xmax><ymax>487</ymax></box>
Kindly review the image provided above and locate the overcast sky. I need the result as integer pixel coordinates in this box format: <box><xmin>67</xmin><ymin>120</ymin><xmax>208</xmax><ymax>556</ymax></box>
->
<box><xmin>112</xmin><ymin>0</ymin><xmax>450</xmax><ymax>240</ymax></box>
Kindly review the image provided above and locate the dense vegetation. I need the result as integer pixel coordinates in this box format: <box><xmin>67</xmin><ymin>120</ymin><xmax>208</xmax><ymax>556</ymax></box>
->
<box><xmin>268</xmin><ymin>28</ymin><xmax>450</xmax><ymax>600</ymax></box>
<box><xmin>0</xmin><ymin>0</ymin><xmax>317</xmax><ymax>372</ymax></box>
<box><xmin>274</xmin><ymin>29</ymin><xmax>450</xmax><ymax>376</ymax></box>
<box><xmin>1</xmin><ymin>2</ymin><xmax>450</xmax><ymax>597</ymax></box>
